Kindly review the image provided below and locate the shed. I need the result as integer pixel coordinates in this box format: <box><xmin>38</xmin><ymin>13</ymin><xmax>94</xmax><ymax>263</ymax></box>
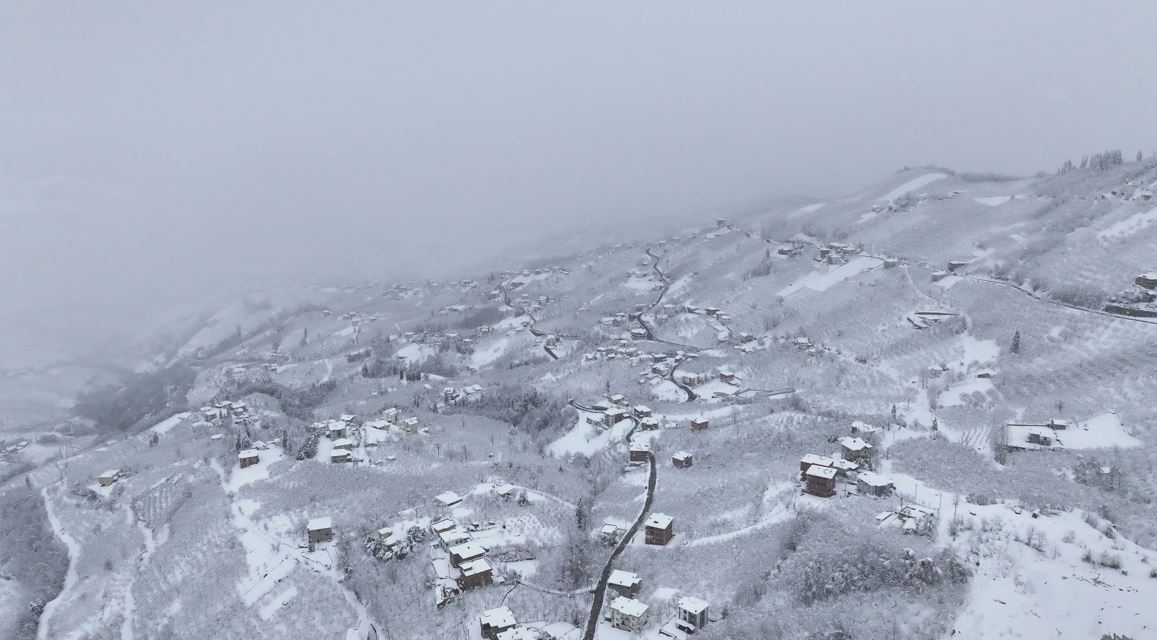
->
<box><xmin>672</xmin><ymin>451</ymin><xmax>693</xmax><ymax>468</ymax></box>
<box><xmin>435</xmin><ymin>491</ymin><xmax>463</xmax><ymax>507</ymax></box>
<box><xmin>431</xmin><ymin>518</ymin><xmax>457</xmax><ymax>535</ymax></box>
<box><xmin>332</xmin><ymin>438</ymin><xmax>355</xmax><ymax>451</ymax></box>
<box><xmin>97</xmin><ymin>470</ymin><xmax>119</xmax><ymax>487</ymax></box>
<box><xmin>632</xmin><ymin>405</ymin><xmax>653</xmax><ymax>418</ymax></box>
<box><xmin>599</xmin><ymin>523</ymin><xmax>621</xmax><ymax>545</ymax></box>
<box><xmin>690</xmin><ymin>417</ymin><xmax>709</xmax><ymax>431</ymax></box>
<box><xmin>330</xmin><ymin>449</ymin><xmax>352</xmax><ymax>463</ymax></box>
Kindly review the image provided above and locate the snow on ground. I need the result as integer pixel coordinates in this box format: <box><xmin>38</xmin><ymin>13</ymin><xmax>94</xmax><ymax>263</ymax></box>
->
<box><xmin>393</xmin><ymin>343</ymin><xmax>435</xmax><ymax>364</ymax></box>
<box><xmin>1059</xmin><ymin>412</ymin><xmax>1141</xmax><ymax>450</ymax></box>
<box><xmin>938</xmin><ymin>377</ymin><xmax>994</xmax><ymax>407</ymax></box>
<box><xmin>648</xmin><ymin>378</ymin><xmax>686</xmax><ymax>402</ymax></box>
<box><xmin>258</xmin><ymin>586</ymin><xmax>298</xmax><ymax>620</ymax></box>
<box><xmin>1097</xmin><ymin>205</ymin><xmax>1157</xmax><ymax>240</ymax></box>
<box><xmin>974</xmin><ymin>195</ymin><xmax>1011</xmax><ymax>207</ymax></box>
<box><xmin>788</xmin><ymin>202</ymin><xmax>826</xmax><ymax>218</ymax></box>
<box><xmin>547</xmin><ymin>414</ymin><xmax>633</xmax><ymax>457</ymax></box>
<box><xmin>958</xmin><ymin>334</ymin><xmax>999</xmax><ymax>366</ymax></box>
<box><xmin>777</xmin><ymin>256</ymin><xmax>878</xmax><ymax>297</ymax></box>
<box><xmin>948</xmin><ymin>506</ymin><xmax>1156</xmax><ymax>639</ymax></box>
<box><xmin>148</xmin><ymin>412</ymin><xmax>190</xmax><ymax>434</ymax></box>
<box><xmin>688</xmin><ymin>480</ymin><xmax>794</xmax><ymax>546</ymax></box>
<box><xmin>470</xmin><ymin>336</ymin><xmax>510</xmax><ymax>368</ymax></box>
<box><xmin>37</xmin><ymin>488</ymin><xmax>82</xmax><ymax>640</ymax></box>
<box><xmin>879</xmin><ymin>173</ymin><xmax>947</xmax><ymax>201</ymax></box>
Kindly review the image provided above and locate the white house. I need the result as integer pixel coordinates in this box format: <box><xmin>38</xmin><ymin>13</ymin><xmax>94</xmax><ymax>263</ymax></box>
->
<box><xmin>610</xmin><ymin>596</ymin><xmax>650</xmax><ymax>632</ymax></box>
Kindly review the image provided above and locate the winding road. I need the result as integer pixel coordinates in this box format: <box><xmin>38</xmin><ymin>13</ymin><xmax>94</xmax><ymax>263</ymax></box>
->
<box><xmin>581</xmin><ymin>451</ymin><xmax>657</xmax><ymax>640</ymax></box>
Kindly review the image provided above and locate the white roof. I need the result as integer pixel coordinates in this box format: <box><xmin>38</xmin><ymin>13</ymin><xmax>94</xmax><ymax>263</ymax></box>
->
<box><xmin>377</xmin><ymin>527</ymin><xmax>393</xmax><ymax>537</ymax></box>
<box><xmin>435</xmin><ymin>491</ymin><xmax>462</xmax><ymax>506</ymax></box>
<box><xmin>448</xmin><ymin>542</ymin><xmax>486</xmax><ymax>560</ymax></box>
<box><xmin>330</xmin><ymin>450</ymin><xmax>351</xmax><ymax>459</ymax></box>
<box><xmin>645</xmin><ymin>513</ymin><xmax>673</xmax><ymax>529</ymax></box>
<box><xmin>857</xmin><ymin>471</ymin><xmax>893</xmax><ymax>487</ymax></box>
<box><xmin>839</xmin><ymin>436</ymin><xmax>873</xmax><ymax>451</ymax></box>
<box><xmin>806</xmin><ymin>465</ymin><xmax>837</xmax><ymax>480</ymax></box>
<box><xmin>307</xmin><ymin>517</ymin><xmax>332</xmax><ymax>531</ymax></box>
<box><xmin>459</xmin><ymin>558</ymin><xmax>492</xmax><ymax>577</ymax></box>
<box><xmin>480</xmin><ymin>607</ymin><xmax>516</xmax><ymax>629</ymax></box>
<box><xmin>608</xmin><ymin>570</ymin><xmax>641</xmax><ymax>588</ymax></box>
<box><xmin>99</xmin><ymin>469</ymin><xmax>118</xmax><ymax>479</ymax></box>
<box><xmin>600</xmin><ymin>523</ymin><xmax>619</xmax><ymax>534</ymax></box>
<box><xmin>332</xmin><ymin>438</ymin><xmax>354</xmax><ymax>448</ymax></box>
<box><xmin>327</xmin><ymin>423</ymin><xmax>345</xmax><ymax>431</ymax></box>
<box><xmin>632</xmin><ymin>405</ymin><xmax>651</xmax><ymax>412</ymax></box>
<box><xmin>801</xmin><ymin>454</ymin><xmax>834</xmax><ymax>466</ymax></box>
<box><xmin>431</xmin><ymin>518</ymin><xmax>457</xmax><ymax>533</ymax></box>
<box><xmin>611</xmin><ymin>596</ymin><xmax>649</xmax><ymax>618</ymax></box>
<box><xmin>494</xmin><ymin>483</ymin><xmax>515</xmax><ymax>495</ymax></box>
<box><xmin>497</xmin><ymin>629</ymin><xmax>539</xmax><ymax>640</ymax></box>
<box><xmin>340</xmin><ymin>414</ymin><xmax>355</xmax><ymax>422</ymax></box>
<box><xmin>672</xmin><ymin>450</ymin><xmax>692</xmax><ymax>461</ymax></box>
<box><xmin>629</xmin><ymin>441</ymin><xmax>650</xmax><ymax>452</ymax></box>
<box><xmin>238</xmin><ymin>449</ymin><xmax>259</xmax><ymax>459</ymax></box>
<box><xmin>690</xmin><ymin>416</ymin><xmax>708</xmax><ymax>423</ymax></box>
<box><xmin>678</xmin><ymin>596</ymin><xmax>709</xmax><ymax>615</ymax></box>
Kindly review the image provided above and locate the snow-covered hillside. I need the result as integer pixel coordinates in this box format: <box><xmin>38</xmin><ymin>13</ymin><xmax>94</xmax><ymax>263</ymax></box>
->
<box><xmin>5</xmin><ymin>158</ymin><xmax>1157</xmax><ymax>640</ymax></box>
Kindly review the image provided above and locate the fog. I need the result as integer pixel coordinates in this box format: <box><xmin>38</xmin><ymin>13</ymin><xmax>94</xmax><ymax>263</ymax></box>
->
<box><xmin>2</xmin><ymin>1</ymin><xmax>1154</xmax><ymax>364</ymax></box>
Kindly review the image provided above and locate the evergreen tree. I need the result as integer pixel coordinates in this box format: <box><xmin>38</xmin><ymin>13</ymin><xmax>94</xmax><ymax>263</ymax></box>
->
<box><xmin>1138</xmin><ymin>150</ymin><xmax>1144</xmax><ymax>162</ymax></box>
<box><xmin>1011</xmin><ymin>331</ymin><xmax>1021</xmax><ymax>355</ymax></box>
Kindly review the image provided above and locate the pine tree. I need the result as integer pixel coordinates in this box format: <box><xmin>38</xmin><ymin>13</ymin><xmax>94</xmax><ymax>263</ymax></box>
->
<box><xmin>891</xmin><ymin>404</ymin><xmax>897</xmax><ymax>421</ymax></box>
<box><xmin>1011</xmin><ymin>331</ymin><xmax>1021</xmax><ymax>355</ymax></box>
<box><xmin>1138</xmin><ymin>150</ymin><xmax>1144</xmax><ymax>162</ymax></box>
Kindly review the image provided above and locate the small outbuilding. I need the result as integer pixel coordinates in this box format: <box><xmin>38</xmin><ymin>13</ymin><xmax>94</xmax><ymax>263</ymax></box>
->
<box><xmin>690</xmin><ymin>417</ymin><xmax>709</xmax><ymax>431</ymax></box>
<box><xmin>672</xmin><ymin>451</ymin><xmax>693</xmax><ymax>468</ymax></box>
<box><xmin>97</xmin><ymin>470</ymin><xmax>119</xmax><ymax>487</ymax></box>
<box><xmin>629</xmin><ymin>441</ymin><xmax>650</xmax><ymax>463</ymax></box>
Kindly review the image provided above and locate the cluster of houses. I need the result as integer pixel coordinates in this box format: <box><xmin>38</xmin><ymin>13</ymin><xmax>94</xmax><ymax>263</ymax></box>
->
<box><xmin>604</xmin><ymin>568</ymin><xmax>711</xmax><ymax>637</ymax></box>
<box><xmin>815</xmin><ymin>242</ymin><xmax>860</xmax><ymax>265</ymax></box>
<box><xmin>361</xmin><ymin>407</ymin><xmax>422</xmax><ymax>436</ymax></box>
<box><xmin>589</xmin><ymin>394</ymin><xmax>658</xmax><ymax>430</ymax></box>
<box><xmin>798</xmin><ymin>431</ymin><xmax>883</xmax><ymax>498</ymax></box>
<box><xmin>431</xmin><ymin>516</ymin><xmax>496</xmax><ymax>595</ymax></box>
<box><xmin>199</xmin><ymin>399</ymin><xmax>257</xmax><ymax>428</ymax></box>
<box><xmin>442</xmin><ymin>384</ymin><xmax>484</xmax><ymax>405</ymax></box>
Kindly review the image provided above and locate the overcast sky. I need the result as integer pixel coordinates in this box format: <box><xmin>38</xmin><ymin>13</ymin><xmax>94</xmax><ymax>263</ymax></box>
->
<box><xmin>2</xmin><ymin>1</ymin><xmax>1155</xmax><ymax>362</ymax></box>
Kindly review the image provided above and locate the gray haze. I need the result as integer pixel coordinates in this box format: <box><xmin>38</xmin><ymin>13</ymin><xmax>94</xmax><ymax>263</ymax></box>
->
<box><xmin>2</xmin><ymin>1</ymin><xmax>1155</xmax><ymax>365</ymax></box>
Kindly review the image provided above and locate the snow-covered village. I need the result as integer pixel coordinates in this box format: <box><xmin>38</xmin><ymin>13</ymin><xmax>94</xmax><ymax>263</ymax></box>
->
<box><xmin>2</xmin><ymin>4</ymin><xmax>1156</xmax><ymax>640</ymax></box>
